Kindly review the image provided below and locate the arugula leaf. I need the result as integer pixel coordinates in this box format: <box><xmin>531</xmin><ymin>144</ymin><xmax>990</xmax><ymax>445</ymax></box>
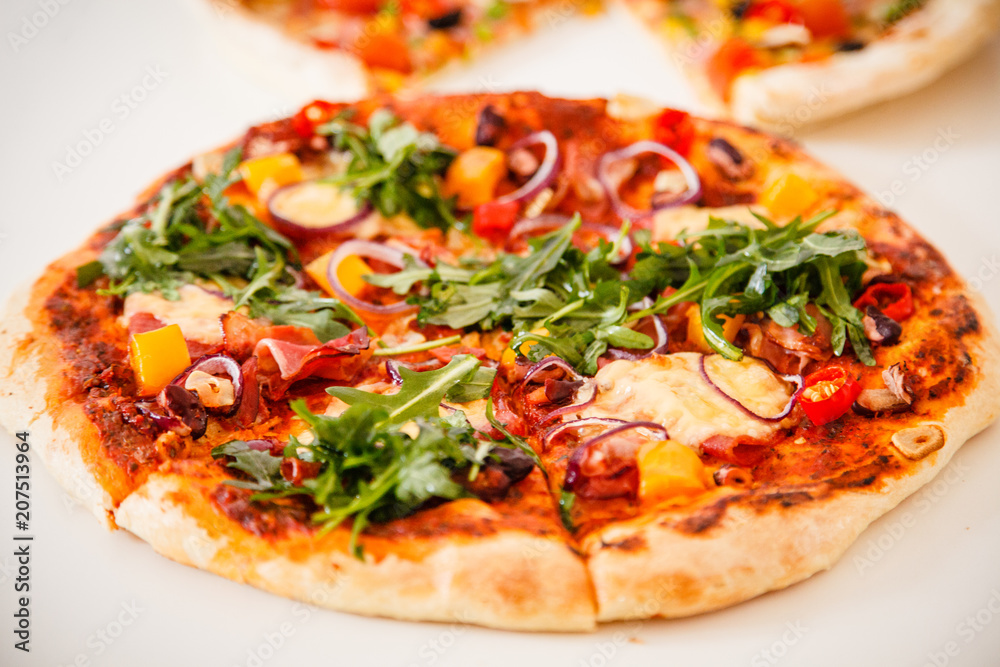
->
<box><xmin>89</xmin><ymin>146</ymin><xmax>361</xmax><ymax>341</ymax></box>
<box><xmin>629</xmin><ymin>211</ymin><xmax>875</xmax><ymax>365</ymax></box>
<box><xmin>328</xmin><ymin>355</ymin><xmax>481</xmax><ymax>426</ymax></box>
<box><xmin>883</xmin><ymin>0</ymin><xmax>926</xmax><ymax>25</ymax></box>
<box><xmin>371</xmin><ymin>217</ymin><xmax>651</xmax><ymax>375</ymax></box>
<box><xmin>75</xmin><ymin>260</ymin><xmax>104</xmax><ymax>288</ymax></box>
<box><xmin>319</xmin><ymin>110</ymin><xmax>462</xmax><ymax>231</ymax></box>
<box><xmin>445</xmin><ymin>366</ymin><xmax>497</xmax><ymax>403</ymax></box>
<box><xmin>214</xmin><ymin>356</ymin><xmax>516</xmax><ymax>558</ymax></box>
<box><xmin>210</xmin><ymin>441</ymin><xmax>283</xmax><ymax>491</ymax></box>
<box><xmin>558</xmin><ymin>489</ymin><xmax>577</xmax><ymax>532</ymax></box>
<box><xmin>485</xmin><ymin>397</ymin><xmax>541</xmax><ymax>468</ymax></box>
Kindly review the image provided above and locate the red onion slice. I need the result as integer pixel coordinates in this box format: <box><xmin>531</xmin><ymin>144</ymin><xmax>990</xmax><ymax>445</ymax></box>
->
<box><xmin>542</xmin><ymin>416</ymin><xmax>629</xmax><ymax>451</ymax></box>
<box><xmin>385</xmin><ymin>359</ymin><xmax>403</xmax><ymax>385</ymax></box>
<box><xmin>495</xmin><ymin>130</ymin><xmax>561</xmax><ymax>205</ymax></box>
<box><xmin>539</xmin><ymin>381</ymin><xmax>597</xmax><ymax>425</ymax></box>
<box><xmin>171</xmin><ymin>353</ymin><xmax>244</xmax><ymax>418</ymax></box>
<box><xmin>598</xmin><ymin>140</ymin><xmax>702</xmax><ymax>220</ymax></box>
<box><xmin>564</xmin><ymin>421</ymin><xmax>669</xmax><ymax>496</ymax></box>
<box><xmin>605</xmin><ymin>311</ymin><xmax>668</xmax><ymax>361</ymax></box>
<box><xmin>268</xmin><ymin>180</ymin><xmax>373</xmax><ymax>239</ymax></box>
<box><xmin>699</xmin><ymin>354</ymin><xmax>803</xmax><ymax>423</ymax></box>
<box><xmin>522</xmin><ymin>356</ymin><xmax>584</xmax><ymax>385</ymax></box>
<box><xmin>327</xmin><ymin>240</ymin><xmax>427</xmax><ymax>316</ymax></box>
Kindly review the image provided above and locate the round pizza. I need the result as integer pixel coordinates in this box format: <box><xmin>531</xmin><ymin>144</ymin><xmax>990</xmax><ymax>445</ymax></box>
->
<box><xmin>199</xmin><ymin>0</ymin><xmax>603</xmax><ymax>96</ymax></box>
<box><xmin>622</xmin><ymin>0</ymin><xmax>1000</xmax><ymax>130</ymax></box>
<box><xmin>1</xmin><ymin>92</ymin><xmax>997</xmax><ymax>631</ymax></box>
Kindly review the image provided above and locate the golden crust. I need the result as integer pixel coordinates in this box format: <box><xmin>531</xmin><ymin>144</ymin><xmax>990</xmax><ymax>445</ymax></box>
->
<box><xmin>115</xmin><ymin>468</ymin><xmax>596</xmax><ymax>631</ymax></box>
<box><xmin>0</xmin><ymin>259</ymin><xmax>120</xmax><ymax>529</ymax></box>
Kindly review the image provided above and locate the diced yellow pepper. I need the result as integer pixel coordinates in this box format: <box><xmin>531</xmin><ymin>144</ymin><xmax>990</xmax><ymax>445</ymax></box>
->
<box><xmin>370</xmin><ymin>67</ymin><xmax>407</xmax><ymax>93</ymax></box>
<box><xmin>740</xmin><ymin>17</ymin><xmax>772</xmax><ymax>41</ymax></box>
<box><xmin>222</xmin><ymin>187</ymin><xmax>266</xmax><ymax>218</ymax></box>
<box><xmin>130</xmin><ymin>324</ymin><xmax>192</xmax><ymax>397</ymax></box>
<box><xmin>637</xmin><ymin>440</ymin><xmax>708</xmax><ymax>505</ymax></box>
<box><xmin>237</xmin><ymin>153</ymin><xmax>303</xmax><ymax>199</ymax></box>
<box><xmin>686</xmin><ymin>304</ymin><xmax>745</xmax><ymax>353</ymax></box>
<box><xmin>444</xmin><ymin>147</ymin><xmax>507</xmax><ymax>208</ymax></box>
<box><xmin>500</xmin><ymin>327</ymin><xmax>549</xmax><ymax>370</ymax></box>
<box><xmin>305</xmin><ymin>251</ymin><xmax>373</xmax><ymax>298</ymax></box>
<box><xmin>759</xmin><ymin>173</ymin><xmax>819</xmax><ymax>220</ymax></box>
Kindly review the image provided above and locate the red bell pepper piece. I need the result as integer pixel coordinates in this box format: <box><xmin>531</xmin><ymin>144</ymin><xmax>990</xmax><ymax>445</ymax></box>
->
<box><xmin>853</xmin><ymin>282</ymin><xmax>914</xmax><ymax>322</ymax></box>
<box><xmin>291</xmin><ymin>100</ymin><xmax>339</xmax><ymax>138</ymax></box>
<box><xmin>472</xmin><ymin>200</ymin><xmax>520</xmax><ymax>241</ymax></box>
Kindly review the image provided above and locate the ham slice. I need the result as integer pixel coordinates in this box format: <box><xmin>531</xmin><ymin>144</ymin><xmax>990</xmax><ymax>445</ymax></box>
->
<box><xmin>255</xmin><ymin>327</ymin><xmax>372</xmax><ymax>399</ymax></box>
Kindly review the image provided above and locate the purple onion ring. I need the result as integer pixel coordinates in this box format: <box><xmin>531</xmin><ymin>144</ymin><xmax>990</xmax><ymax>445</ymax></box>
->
<box><xmin>268</xmin><ymin>180</ymin><xmax>373</xmax><ymax>239</ymax></box>
<box><xmin>385</xmin><ymin>359</ymin><xmax>403</xmax><ymax>385</ymax></box>
<box><xmin>542</xmin><ymin>417</ymin><xmax>629</xmax><ymax>451</ymax></box>
<box><xmin>495</xmin><ymin>130</ymin><xmax>561</xmax><ymax>206</ymax></box>
<box><xmin>698</xmin><ymin>354</ymin><xmax>803</xmax><ymax>423</ymax></box>
<box><xmin>539</xmin><ymin>382</ymin><xmax>597</xmax><ymax>425</ymax></box>
<box><xmin>605</xmin><ymin>310</ymin><xmax>668</xmax><ymax>361</ymax></box>
<box><xmin>523</xmin><ymin>356</ymin><xmax>584</xmax><ymax>385</ymax></box>
<box><xmin>171</xmin><ymin>353</ymin><xmax>244</xmax><ymax>418</ymax></box>
<box><xmin>327</xmin><ymin>240</ymin><xmax>427</xmax><ymax>316</ymax></box>
<box><xmin>598</xmin><ymin>140</ymin><xmax>702</xmax><ymax>220</ymax></box>
<box><xmin>564</xmin><ymin>421</ymin><xmax>669</xmax><ymax>491</ymax></box>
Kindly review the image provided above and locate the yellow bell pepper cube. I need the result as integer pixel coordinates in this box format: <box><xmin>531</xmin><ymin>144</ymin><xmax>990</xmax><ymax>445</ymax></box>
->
<box><xmin>130</xmin><ymin>324</ymin><xmax>192</xmax><ymax>397</ymax></box>
<box><xmin>305</xmin><ymin>250</ymin><xmax>373</xmax><ymax>298</ymax></box>
<box><xmin>760</xmin><ymin>173</ymin><xmax>819</xmax><ymax>220</ymax></box>
<box><xmin>237</xmin><ymin>152</ymin><xmax>303</xmax><ymax>199</ymax></box>
<box><xmin>637</xmin><ymin>440</ymin><xmax>708</xmax><ymax>505</ymax></box>
<box><xmin>686</xmin><ymin>304</ymin><xmax>744</xmax><ymax>353</ymax></box>
<box><xmin>444</xmin><ymin>147</ymin><xmax>507</xmax><ymax>208</ymax></box>
<box><xmin>500</xmin><ymin>327</ymin><xmax>549</xmax><ymax>370</ymax></box>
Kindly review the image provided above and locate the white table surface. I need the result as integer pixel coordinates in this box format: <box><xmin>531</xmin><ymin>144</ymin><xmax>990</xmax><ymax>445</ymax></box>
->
<box><xmin>1</xmin><ymin>1</ymin><xmax>999</xmax><ymax>665</ymax></box>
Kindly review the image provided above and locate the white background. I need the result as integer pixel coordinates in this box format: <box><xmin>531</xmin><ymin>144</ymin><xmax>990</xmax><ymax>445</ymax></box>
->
<box><xmin>1</xmin><ymin>1</ymin><xmax>999</xmax><ymax>665</ymax></box>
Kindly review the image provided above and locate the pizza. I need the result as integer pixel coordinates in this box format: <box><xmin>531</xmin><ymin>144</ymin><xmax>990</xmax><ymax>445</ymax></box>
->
<box><xmin>1</xmin><ymin>92</ymin><xmax>997</xmax><ymax>631</ymax></box>
<box><xmin>202</xmin><ymin>0</ymin><xmax>604</xmax><ymax>95</ymax></box>
<box><xmin>622</xmin><ymin>0</ymin><xmax>1000</xmax><ymax>130</ymax></box>
<box><xmin>198</xmin><ymin>0</ymin><xmax>1000</xmax><ymax>129</ymax></box>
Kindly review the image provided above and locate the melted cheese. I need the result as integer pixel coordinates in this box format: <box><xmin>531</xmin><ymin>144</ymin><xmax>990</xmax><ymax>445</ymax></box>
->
<box><xmin>579</xmin><ymin>353</ymin><xmax>794</xmax><ymax>448</ymax></box>
<box><xmin>122</xmin><ymin>284</ymin><xmax>233</xmax><ymax>345</ymax></box>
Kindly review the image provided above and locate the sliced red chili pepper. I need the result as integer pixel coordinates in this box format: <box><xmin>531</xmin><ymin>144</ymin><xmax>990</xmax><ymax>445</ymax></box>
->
<box><xmin>472</xmin><ymin>200</ymin><xmax>520</xmax><ymax>242</ymax></box>
<box><xmin>853</xmin><ymin>283</ymin><xmax>914</xmax><ymax>322</ymax></box>
<box><xmin>652</xmin><ymin>109</ymin><xmax>694</xmax><ymax>156</ymax></box>
<box><xmin>799</xmin><ymin>366</ymin><xmax>861</xmax><ymax>426</ymax></box>
<box><xmin>291</xmin><ymin>100</ymin><xmax>339</xmax><ymax>138</ymax></box>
